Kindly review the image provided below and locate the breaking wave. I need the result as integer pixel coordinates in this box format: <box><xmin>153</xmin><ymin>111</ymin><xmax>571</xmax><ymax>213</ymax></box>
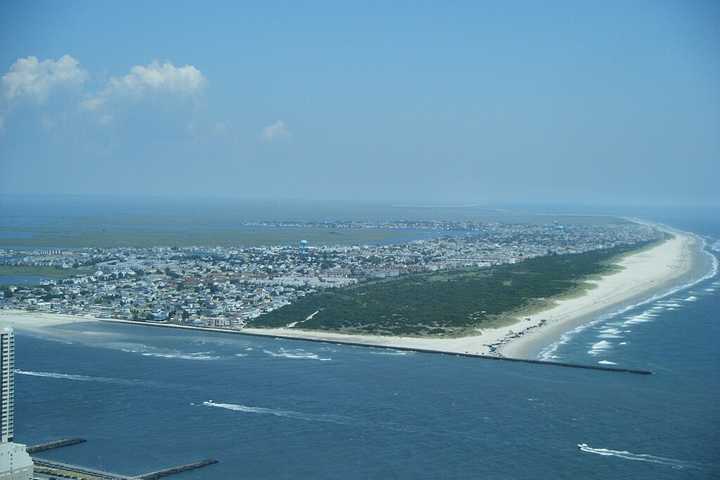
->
<box><xmin>140</xmin><ymin>351</ymin><xmax>220</xmax><ymax>361</ymax></box>
<box><xmin>577</xmin><ymin>444</ymin><xmax>701</xmax><ymax>470</ymax></box>
<box><xmin>538</xmin><ymin>239</ymin><xmax>718</xmax><ymax>361</ymax></box>
<box><xmin>109</xmin><ymin>342</ymin><xmax>221</xmax><ymax>360</ymax></box>
<box><xmin>262</xmin><ymin>348</ymin><xmax>331</xmax><ymax>361</ymax></box>
<box><xmin>369</xmin><ymin>349</ymin><xmax>413</xmax><ymax>356</ymax></box>
<box><xmin>587</xmin><ymin>340</ymin><xmax>612</xmax><ymax>356</ymax></box>
<box><xmin>202</xmin><ymin>401</ymin><xmax>352</xmax><ymax>425</ymax></box>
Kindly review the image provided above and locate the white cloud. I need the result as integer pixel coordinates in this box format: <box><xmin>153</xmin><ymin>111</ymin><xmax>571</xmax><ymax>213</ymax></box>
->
<box><xmin>261</xmin><ymin>120</ymin><xmax>290</xmax><ymax>142</ymax></box>
<box><xmin>82</xmin><ymin>60</ymin><xmax>206</xmax><ymax>111</ymax></box>
<box><xmin>2</xmin><ymin>55</ymin><xmax>87</xmax><ymax>103</ymax></box>
<box><xmin>108</xmin><ymin>60</ymin><xmax>205</xmax><ymax>96</ymax></box>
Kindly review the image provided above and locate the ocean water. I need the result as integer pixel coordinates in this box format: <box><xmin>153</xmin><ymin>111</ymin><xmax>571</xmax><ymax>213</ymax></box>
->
<box><xmin>9</xmin><ymin>214</ymin><xmax>720</xmax><ymax>479</ymax></box>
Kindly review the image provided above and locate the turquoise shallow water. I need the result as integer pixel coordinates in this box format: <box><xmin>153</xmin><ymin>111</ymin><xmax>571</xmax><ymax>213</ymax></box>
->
<box><xmin>9</xmin><ymin>215</ymin><xmax>720</xmax><ymax>479</ymax></box>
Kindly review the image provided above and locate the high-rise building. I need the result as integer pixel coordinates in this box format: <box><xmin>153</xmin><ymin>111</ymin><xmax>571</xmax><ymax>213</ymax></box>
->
<box><xmin>0</xmin><ymin>327</ymin><xmax>33</xmax><ymax>480</ymax></box>
<box><xmin>0</xmin><ymin>328</ymin><xmax>14</xmax><ymax>443</ymax></box>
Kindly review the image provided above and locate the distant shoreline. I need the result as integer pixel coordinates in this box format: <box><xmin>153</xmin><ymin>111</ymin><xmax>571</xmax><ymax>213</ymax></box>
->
<box><xmin>0</xmin><ymin>223</ymin><xmax>712</xmax><ymax>361</ymax></box>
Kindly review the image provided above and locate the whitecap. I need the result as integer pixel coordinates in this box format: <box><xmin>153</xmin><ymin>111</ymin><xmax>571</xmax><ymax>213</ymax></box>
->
<box><xmin>597</xmin><ymin>360</ymin><xmax>617</xmax><ymax>365</ymax></box>
<box><xmin>597</xmin><ymin>327</ymin><xmax>622</xmax><ymax>339</ymax></box>
<box><xmin>140</xmin><ymin>351</ymin><xmax>220</xmax><ymax>361</ymax></box>
<box><xmin>588</xmin><ymin>340</ymin><xmax>612</xmax><ymax>356</ymax></box>
<box><xmin>263</xmin><ymin>348</ymin><xmax>331</xmax><ymax>361</ymax></box>
<box><xmin>684</xmin><ymin>296</ymin><xmax>698</xmax><ymax>302</ymax></box>
<box><xmin>112</xmin><ymin>342</ymin><xmax>220</xmax><ymax>360</ymax></box>
<box><xmin>538</xmin><ymin>240</ymin><xmax>718</xmax><ymax>361</ymax></box>
<box><xmin>369</xmin><ymin>349</ymin><xmax>412</xmax><ymax>356</ymax></box>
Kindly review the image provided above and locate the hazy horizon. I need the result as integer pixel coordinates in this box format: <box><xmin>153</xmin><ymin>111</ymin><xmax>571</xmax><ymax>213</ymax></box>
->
<box><xmin>1</xmin><ymin>1</ymin><xmax>718</xmax><ymax>206</ymax></box>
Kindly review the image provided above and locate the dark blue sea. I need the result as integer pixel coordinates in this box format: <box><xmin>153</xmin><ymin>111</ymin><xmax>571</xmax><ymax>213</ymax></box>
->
<box><xmin>9</xmin><ymin>212</ymin><xmax>720</xmax><ymax>479</ymax></box>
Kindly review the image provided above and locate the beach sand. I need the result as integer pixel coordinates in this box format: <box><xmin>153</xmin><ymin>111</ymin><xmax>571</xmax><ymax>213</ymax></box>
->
<box><xmin>0</xmin><ymin>310</ymin><xmax>97</xmax><ymax>332</ymax></box>
<box><xmin>0</xmin><ymin>225</ymin><xmax>705</xmax><ymax>360</ymax></box>
<box><xmin>242</xmin><ymin>227</ymin><xmax>703</xmax><ymax>358</ymax></box>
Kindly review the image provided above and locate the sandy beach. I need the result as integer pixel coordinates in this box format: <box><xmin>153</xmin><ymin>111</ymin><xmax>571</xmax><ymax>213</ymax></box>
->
<box><xmin>242</xmin><ymin>226</ymin><xmax>705</xmax><ymax>358</ymax></box>
<box><xmin>0</xmin><ymin>224</ymin><xmax>707</xmax><ymax>360</ymax></box>
<box><xmin>0</xmin><ymin>309</ymin><xmax>98</xmax><ymax>332</ymax></box>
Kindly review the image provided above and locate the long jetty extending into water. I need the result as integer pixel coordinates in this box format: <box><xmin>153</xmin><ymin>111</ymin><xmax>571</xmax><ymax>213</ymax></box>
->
<box><xmin>32</xmin><ymin>458</ymin><xmax>219</xmax><ymax>480</ymax></box>
<box><xmin>27</xmin><ymin>436</ymin><xmax>218</xmax><ymax>480</ymax></box>
<box><xmin>27</xmin><ymin>437</ymin><xmax>86</xmax><ymax>454</ymax></box>
<box><xmin>135</xmin><ymin>459</ymin><xmax>220</xmax><ymax>479</ymax></box>
<box><xmin>103</xmin><ymin>319</ymin><xmax>653</xmax><ymax>375</ymax></box>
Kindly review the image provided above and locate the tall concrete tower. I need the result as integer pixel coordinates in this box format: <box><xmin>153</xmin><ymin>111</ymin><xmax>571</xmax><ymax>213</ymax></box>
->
<box><xmin>0</xmin><ymin>328</ymin><xmax>14</xmax><ymax>443</ymax></box>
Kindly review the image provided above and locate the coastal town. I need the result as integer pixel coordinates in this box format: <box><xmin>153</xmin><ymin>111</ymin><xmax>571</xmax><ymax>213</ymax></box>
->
<box><xmin>0</xmin><ymin>220</ymin><xmax>660</xmax><ymax>330</ymax></box>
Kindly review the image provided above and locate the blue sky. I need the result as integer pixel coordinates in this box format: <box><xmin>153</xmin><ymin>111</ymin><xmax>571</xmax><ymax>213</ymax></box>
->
<box><xmin>1</xmin><ymin>1</ymin><xmax>718</xmax><ymax>205</ymax></box>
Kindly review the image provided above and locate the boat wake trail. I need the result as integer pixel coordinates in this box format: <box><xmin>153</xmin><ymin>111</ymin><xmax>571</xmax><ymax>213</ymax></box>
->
<box><xmin>202</xmin><ymin>401</ymin><xmax>353</xmax><ymax>425</ymax></box>
<box><xmin>577</xmin><ymin>444</ymin><xmax>701</xmax><ymax>470</ymax></box>
<box><xmin>14</xmin><ymin>369</ymin><xmax>161</xmax><ymax>387</ymax></box>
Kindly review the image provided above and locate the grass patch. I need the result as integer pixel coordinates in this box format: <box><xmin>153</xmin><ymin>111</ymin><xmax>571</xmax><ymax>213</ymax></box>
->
<box><xmin>0</xmin><ymin>265</ymin><xmax>86</xmax><ymax>278</ymax></box>
<box><xmin>251</xmin><ymin>241</ymin><xmax>655</xmax><ymax>336</ymax></box>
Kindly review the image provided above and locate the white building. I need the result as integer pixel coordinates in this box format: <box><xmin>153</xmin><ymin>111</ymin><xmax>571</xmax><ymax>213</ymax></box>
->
<box><xmin>0</xmin><ymin>328</ymin><xmax>14</xmax><ymax>443</ymax></box>
<box><xmin>0</xmin><ymin>328</ymin><xmax>33</xmax><ymax>480</ymax></box>
<box><xmin>0</xmin><ymin>443</ymin><xmax>33</xmax><ymax>480</ymax></box>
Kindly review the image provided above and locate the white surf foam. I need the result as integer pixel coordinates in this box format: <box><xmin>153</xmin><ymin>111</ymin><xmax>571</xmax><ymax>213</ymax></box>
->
<box><xmin>597</xmin><ymin>360</ymin><xmax>617</xmax><ymax>365</ymax></box>
<box><xmin>596</xmin><ymin>327</ymin><xmax>622</xmax><ymax>339</ymax></box>
<box><xmin>369</xmin><ymin>349</ymin><xmax>412</xmax><ymax>356</ymax></box>
<box><xmin>113</xmin><ymin>342</ymin><xmax>220</xmax><ymax>360</ymax></box>
<box><xmin>577</xmin><ymin>443</ymin><xmax>700</xmax><ymax>470</ymax></box>
<box><xmin>538</xmin><ymin>242</ymin><xmax>718</xmax><ymax>361</ymax></box>
<box><xmin>622</xmin><ymin>312</ymin><xmax>657</xmax><ymax>326</ymax></box>
<box><xmin>262</xmin><ymin>348</ymin><xmax>331</xmax><ymax>361</ymax></box>
<box><xmin>587</xmin><ymin>340</ymin><xmax>612</xmax><ymax>356</ymax></box>
<box><xmin>202</xmin><ymin>401</ymin><xmax>351</xmax><ymax>425</ymax></box>
<box><xmin>684</xmin><ymin>295</ymin><xmax>698</xmax><ymax>302</ymax></box>
<box><xmin>140</xmin><ymin>351</ymin><xmax>220</xmax><ymax>361</ymax></box>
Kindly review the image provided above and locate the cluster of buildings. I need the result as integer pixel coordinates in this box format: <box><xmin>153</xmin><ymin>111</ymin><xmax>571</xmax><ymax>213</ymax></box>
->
<box><xmin>0</xmin><ymin>221</ymin><xmax>659</xmax><ymax>330</ymax></box>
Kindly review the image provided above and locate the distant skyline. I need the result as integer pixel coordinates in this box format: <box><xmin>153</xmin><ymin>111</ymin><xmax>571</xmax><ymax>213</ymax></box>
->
<box><xmin>1</xmin><ymin>1</ymin><xmax>718</xmax><ymax>206</ymax></box>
